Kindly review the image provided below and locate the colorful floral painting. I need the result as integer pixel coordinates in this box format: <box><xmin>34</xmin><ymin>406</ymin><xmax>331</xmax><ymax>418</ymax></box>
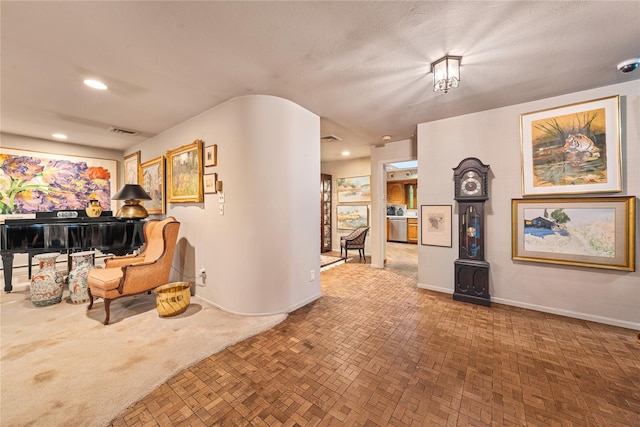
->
<box><xmin>0</xmin><ymin>148</ymin><xmax>118</xmax><ymax>215</ymax></box>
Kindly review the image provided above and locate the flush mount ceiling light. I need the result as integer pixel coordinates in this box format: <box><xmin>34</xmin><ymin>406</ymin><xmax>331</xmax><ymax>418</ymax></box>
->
<box><xmin>52</xmin><ymin>133</ymin><xmax>68</xmax><ymax>139</ymax></box>
<box><xmin>382</xmin><ymin>135</ymin><xmax>392</xmax><ymax>142</ymax></box>
<box><xmin>341</xmin><ymin>151</ymin><xmax>350</xmax><ymax>156</ymax></box>
<box><xmin>83</xmin><ymin>79</ymin><xmax>108</xmax><ymax>90</ymax></box>
<box><xmin>431</xmin><ymin>55</ymin><xmax>462</xmax><ymax>93</ymax></box>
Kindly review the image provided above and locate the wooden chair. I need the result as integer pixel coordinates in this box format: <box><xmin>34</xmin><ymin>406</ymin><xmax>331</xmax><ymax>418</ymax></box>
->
<box><xmin>87</xmin><ymin>216</ymin><xmax>180</xmax><ymax>324</ymax></box>
<box><xmin>340</xmin><ymin>226</ymin><xmax>370</xmax><ymax>262</ymax></box>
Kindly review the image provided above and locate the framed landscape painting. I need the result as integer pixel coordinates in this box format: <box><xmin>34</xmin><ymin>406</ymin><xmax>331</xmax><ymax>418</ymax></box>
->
<box><xmin>140</xmin><ymin>156</ymin><xmax>165</xmax><ymax>215</ymax></box>
<box><xmin>520</xmin><ymin>96</ymin><xmax>621</xmax><ymax>196</ymax></box>
<box><xmin>337</xmin><ymin>205</ymin><xmax>368</xmax><ymax>230</ymax></box>
<box><xmin>337</xmin><ymin>175</ymin><xmax>371</xmax><ymax>203</ymax></box>
<box><xmin>511</xmin><ymin>196</ymin><xmax>635</xmax><ymax>271</ymax></box>
<box><xmin>166</xmin><ymin>140</ymin><xmax>203</xmax><ymax>203</ymax></box>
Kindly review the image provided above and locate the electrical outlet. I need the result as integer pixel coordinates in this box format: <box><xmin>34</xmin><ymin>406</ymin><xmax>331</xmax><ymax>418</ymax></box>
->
<box><xmin>310</xmin><ymin>269</ymin><xmax>315</xmax><ymax>282</ymax></box>
<box><xmin>198</xmin><ymin>268</ymin><xmax>206</xmax><ymax>277</ymax></box>
<box><xmin>219</xmin><ymin>204</ymin><xmax>224</xmax><ymax>215</ymax></box>
<box><xmin>218</xmin><ymin>193</ymin><xmax>225</xmax><ymax>203</ymax></box>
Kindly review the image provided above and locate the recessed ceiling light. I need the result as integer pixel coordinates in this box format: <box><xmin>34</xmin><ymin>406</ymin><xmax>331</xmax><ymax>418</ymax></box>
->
<box><xmin>341</xmin><ymin>151</ymin><xmax>350</xmax><ymax>156</ymax></box>
<box><xmin>83</xmin><ymin>79</ymin><xmax>108</xmax><ymax>90</ymax></box>
<box><xmin>52</xmin><ymin>133</ymin><xmax>68</xmax><ymax>139</ymax></box>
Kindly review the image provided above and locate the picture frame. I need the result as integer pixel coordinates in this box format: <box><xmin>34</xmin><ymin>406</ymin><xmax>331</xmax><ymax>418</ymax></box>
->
<box><xmin>511</xmin><ymin>196</ymin><xmax>635</xmax><ymax>271</ymax></box>
<box><xmin>337</xmin><ymin>205</ymin><xmax>368</xmax><ymax>230</ymax></box>
<box><xmin>203</xmin><ymin>173</ymin><xmax>217</xmax><ymax>194</ymax></box>
<box><xmin>123</xmin><ymin>151</ymin><xmax>141</xmax><ymax>185</ymax></box>
<box><xmin>0</xmin><ymin>147</ymin><xmax>118</xmax><ymax>215</ymax></box>
<box><xmin>421</xmin><ymin>205</ymin><xmax>452</xmax><ymax>247</ymax></box>
<box><xmin>166</xmin><ymin>139</ymin><xmax>203</xmax><ymax>203</ymax></box>
<box><xmin>337</xmin><ymin>175</ymin><xmax>371</xmax><ymax>203</ymax></box>
<box><xmin>140</xmin><ymin>156</ymin><xmax>165</xmax><ymax>215</ymax></box>
<box><xmin>520</xmin><ymin>95</ymin><xmax>621</xmax><ymax>196</ymax></box>
<box><xmin>204</xmin><ymin>144</ymin><xmax>217</xmax><ymax>167</ymax></box>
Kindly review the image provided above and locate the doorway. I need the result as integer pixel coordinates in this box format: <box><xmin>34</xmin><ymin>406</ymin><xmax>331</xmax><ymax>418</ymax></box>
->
<box><xmin>384</xmin><ymin>160</ymin><xmax>418</xmax><ymax>272</ymax></box>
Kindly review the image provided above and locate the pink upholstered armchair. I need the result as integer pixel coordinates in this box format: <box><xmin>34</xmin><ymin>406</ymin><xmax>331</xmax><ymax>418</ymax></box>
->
<box><xmin>340</xmin><ymin>226</ymin><xmax>370</xmax><ymax>262</ymax></box>
<box><xmin>87</xmin><ymin>216</ymin><xmax>180</xmax><ymax>324</ymax></box>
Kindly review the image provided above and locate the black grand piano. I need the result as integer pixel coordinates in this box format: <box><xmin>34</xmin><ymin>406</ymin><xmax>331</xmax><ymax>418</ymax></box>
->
<box><xmin>1</xmin><ymin>212</ymin><xmax>145</xmax><ymax>292</ymax></box>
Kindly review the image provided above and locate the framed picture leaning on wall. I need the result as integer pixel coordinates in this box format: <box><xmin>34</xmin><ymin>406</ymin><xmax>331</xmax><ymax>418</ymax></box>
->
<box><xmin>166</xmin><ymin>139</ymin><xmax>203</xmax><ymax>203</ymax></box>
<box><xmin>140</xmin><ymin>156</ymin><xmax>165</xmax><ymax>215</ymax></box>
<box><xmin>520</xmin><ymin>95</ymin><xmax>621</xmax><ymax>196</ymax></box>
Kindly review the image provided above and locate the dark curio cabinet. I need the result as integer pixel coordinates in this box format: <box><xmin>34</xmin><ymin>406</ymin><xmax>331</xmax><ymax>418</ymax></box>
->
<box><xmin>452</xmin><ymin>158</ymin><xmax>491</xmax><ymax>306</ymax></box>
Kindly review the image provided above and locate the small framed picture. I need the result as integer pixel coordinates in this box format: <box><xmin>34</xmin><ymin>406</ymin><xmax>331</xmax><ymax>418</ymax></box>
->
<box><xmin>421</xmin><ymin>205</ymin><xmax>452</xmax><ymax>247</ymax></box>
<box><xmin>123</xmin><ymin>151</ymin><xmax>141</xmax><ymax>185</ymax></box>
<box><xmin>203</xmin><ymin>173</ymin><xmax>217</xmax><ymax>194</ymax></box>
<box><xmin>204</xmin><ymin>144</ymin><xmax>217</xmax><ymax>167</ymax></box>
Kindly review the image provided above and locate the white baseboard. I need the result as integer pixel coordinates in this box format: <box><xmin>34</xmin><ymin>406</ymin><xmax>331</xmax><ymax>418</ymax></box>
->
<box><xmin>417</xmin><ymin>282</ymin><xmax>639</xmax><ymax>330</ymax></box>
<box><xmin>197</xmin><ymin>291</ymin><xmax>322</xmax><ymax>317</ymax></box>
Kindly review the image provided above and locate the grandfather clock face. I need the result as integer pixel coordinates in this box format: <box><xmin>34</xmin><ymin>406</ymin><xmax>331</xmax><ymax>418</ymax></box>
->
<box><xmin>460</xmin><ymin>171</ymin><xmax>483</xmax><ymax>197</ymax></box>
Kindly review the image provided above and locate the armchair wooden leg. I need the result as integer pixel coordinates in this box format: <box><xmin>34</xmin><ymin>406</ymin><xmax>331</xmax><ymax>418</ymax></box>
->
<box><xmin>103</xmin><ymin>299</ymin><xmax>112</xmax><ymax>325</ymax></box>
<box><xmin>87</xmin><ymin>288</ymin><xmax>94</xmax><ymax>309</ymax></box>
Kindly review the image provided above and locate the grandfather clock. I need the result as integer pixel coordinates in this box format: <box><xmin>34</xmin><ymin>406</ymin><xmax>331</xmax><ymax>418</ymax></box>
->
<box><xmin>452</xmin><ymin>157</ymin><xmax>491</xmax><ymax>306</ymax></box>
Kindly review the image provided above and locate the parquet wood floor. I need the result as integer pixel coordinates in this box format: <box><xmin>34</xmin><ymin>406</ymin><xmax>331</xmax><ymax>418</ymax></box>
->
<box><xmin>110</xmin><ymin>243</ymin><xmax>640</xmax><ymax>426</ymax></box>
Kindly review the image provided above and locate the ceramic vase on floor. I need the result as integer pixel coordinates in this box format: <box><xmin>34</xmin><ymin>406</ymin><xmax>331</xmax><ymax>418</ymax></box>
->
<box><xmin>30</xmin><ymin>253</ymin><xmax>65</xmax><ymax>307</ymax></box>
<box><xmin>68</xmin><ymin>251</ymin><xmax>95</xmax><ymax>304</ymax></box>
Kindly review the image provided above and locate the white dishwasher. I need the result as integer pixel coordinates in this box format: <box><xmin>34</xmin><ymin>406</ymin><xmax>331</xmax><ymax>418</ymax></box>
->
<box><xmin>388</xmin><ymin>217</ymin><xmax>408</xmax><ymax>242</ymax></box>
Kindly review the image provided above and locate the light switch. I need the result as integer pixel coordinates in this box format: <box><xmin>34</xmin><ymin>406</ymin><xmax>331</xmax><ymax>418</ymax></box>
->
<box><xmin>219</xmin><ymin>205</ymin><xmax>224</xmax><ymax>215</ymax></box>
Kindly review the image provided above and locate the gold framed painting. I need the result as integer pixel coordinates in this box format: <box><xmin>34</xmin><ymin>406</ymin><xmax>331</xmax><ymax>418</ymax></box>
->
<box><xmin>337</xmin><ymin>205</ymin><xmax>368</xmax><ymax>230</ymax></box>
<box><xmin>166</xmin><ymin>140</ymin><xmax>203</xmax><ymax>203</ymax></box>
<box><xmin>337</xmin><ymin>175</ymin><xmax>371</xmax><ymax>203</ymax></box>
<box><xmin>511</xmin><ymin>196</ymin><xmax>635</xmax><ymax>271</ymax></box>
<box><xmin>123</xmin><ymin>151</ymin><xmax>141</xmax><ymax>185</ymax></box>
<box><xmin>140</xmin><ymin>156</ymin><xmax>165</xmax><ymax>215</ymax></box>
<box><xmin>520</xmin><ymin>95</ymin><xmax>621</xmax><ymax>196</ymax></box>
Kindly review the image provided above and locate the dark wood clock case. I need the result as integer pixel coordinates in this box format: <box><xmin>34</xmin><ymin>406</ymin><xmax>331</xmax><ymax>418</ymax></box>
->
<box><xmin>452</xmin><ymin>158</ymin><xmax>491</xmax><ymax>307</ymax></box>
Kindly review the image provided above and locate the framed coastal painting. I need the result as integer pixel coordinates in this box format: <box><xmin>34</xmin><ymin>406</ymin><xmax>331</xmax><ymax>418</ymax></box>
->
<box><xmin>511</xmin><ymin>196</ymin><xmax>635</xmax><ymax>271</ymax></box>
<box><xmin>421</xmin><ymin>205</ymin><xmax>452</xmax><ymax>247</ymax></box>
<box><xmin>166</xmin><ymin>139</ymin><xmax>203</xmax><ymax>203</ymax></box>
<box><xmin>520</xmin><ymin>95</ymin><xmax>621</xmax><ymax>196</ymax></box>
<box><xmin>140</xmin><ymin>156</ymin><xmax>165</xmax><ymax>215</ymax></box>
<box><xmin>0</xmin><ymin>147</ymin><xmax>118</xmax><ymax>215</ymax></box>
<box><xmin>337</xmin><ymin>205</ymin><xmax>368</xmax><ymax>230</ymax></box>
<box><xmin>337</xmin><ymin>175</ymin><xmax>371</xmax><ymax>203</ymax></box>
<box><xmin>123</xmin><ymin>151</ymin><xmax>141</xmax><ymax>185</ymax></box>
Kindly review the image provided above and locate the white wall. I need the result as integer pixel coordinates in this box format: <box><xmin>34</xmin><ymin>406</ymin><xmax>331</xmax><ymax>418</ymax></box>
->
<box><xmin>417</xmin><ymin>81</ymin><xmax>639</xmax><ymax>329</ymax></box>
<box><xmin>127</xmin><ymin>95</ymin><xmax>321</xmax><ymax>315</ymax></box>
<box><xmin>321</xmin><ymin>157</ymin><xmax>371</xmax><ymax>253</ymax></box>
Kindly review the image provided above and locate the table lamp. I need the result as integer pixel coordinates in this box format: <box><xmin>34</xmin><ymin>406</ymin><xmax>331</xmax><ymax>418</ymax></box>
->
<box><xmin>112</xmin><ymin>184</ymin><xmax>152</xmax><ymax>219</ymax></box>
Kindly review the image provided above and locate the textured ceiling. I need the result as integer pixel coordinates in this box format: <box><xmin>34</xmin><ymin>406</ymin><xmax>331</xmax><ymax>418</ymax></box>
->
<box><xmin>1</xmin><ymin>1</ymin><xmax>639</xmax><ymax>162</ymax></box>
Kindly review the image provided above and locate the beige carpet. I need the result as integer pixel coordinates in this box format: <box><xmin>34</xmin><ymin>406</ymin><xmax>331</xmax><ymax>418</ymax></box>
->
<box><xmin>0</xmin><ymin>286</ymin><xmax>287</xmax><ymax>427</ymax></box>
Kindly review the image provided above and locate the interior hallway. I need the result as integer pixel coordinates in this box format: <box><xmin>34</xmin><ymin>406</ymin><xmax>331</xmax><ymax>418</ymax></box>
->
<box><xmin>110</xmin><ymin>243</ymin><xmax>638</xmax><ymax>426</ymax></box>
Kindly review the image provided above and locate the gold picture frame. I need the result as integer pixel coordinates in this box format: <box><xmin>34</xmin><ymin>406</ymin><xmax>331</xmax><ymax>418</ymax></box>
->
<box><xmin>166</xmin><ymin>140</ymin><xmax>203</xmax><ymax>203</ymax></box>
<box><xmin>204</xmin><ymin>144</ymin><xmax>217</xmax><ymax>167</ymax></box>
<box><xmin>203</xmin><ymin>173</ymin><xmax>217</xmax><ymax>194</ymax></box>
<box><xmin>123</xmin><ymin>151</ymin><xmax>141</xmax><ymax>185</ymax></box>
<box><xmin>511</xmin><ymin>196</ymin><xmax>635</xmax><ymax>271</ymax></box>
<box><xmin>140</xmin><ymin>156</ymin><xmax>165</xmax><ymax>215</ymax></box>
<box><xmin>337</xmin><ymin>175</ymin><xmax>371</xmax><ymax>203</ymax></box>
<box><xmin>520</xmin><ymin>95</ymin><xmax>621</xmax><ymax>196</ymax></box>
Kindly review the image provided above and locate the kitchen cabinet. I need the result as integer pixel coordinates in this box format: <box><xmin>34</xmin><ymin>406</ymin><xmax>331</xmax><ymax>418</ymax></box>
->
<box><xmin>387</xmin><ymin>182</ymin><xmax>405</xmax><ymax>204</ymax></box>
<box><xmin>407</xmin><ymin>218</ymin><xmax>418</xmax><ymax>244</ymax></box>
<box><xmin>387</xmin><ymin>179</ymin><xmax>417</xmax><ymax>206</ymax></box>
<box><xmin>321</xmin><ymin>174</ymin><xmax>332</xmax><ymax>252</ymax></box>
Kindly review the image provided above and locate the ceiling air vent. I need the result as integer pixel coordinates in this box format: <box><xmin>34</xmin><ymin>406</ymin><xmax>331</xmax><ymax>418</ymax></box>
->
<box><xmin>321</xmin><ymin>134</ymin><xmax>342</xmax><ymax>142</ymax></box>
<box><xmin>108</xmin><ymin>126</ymin><xmax>138</xmax><ymax>136</ymax></box>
